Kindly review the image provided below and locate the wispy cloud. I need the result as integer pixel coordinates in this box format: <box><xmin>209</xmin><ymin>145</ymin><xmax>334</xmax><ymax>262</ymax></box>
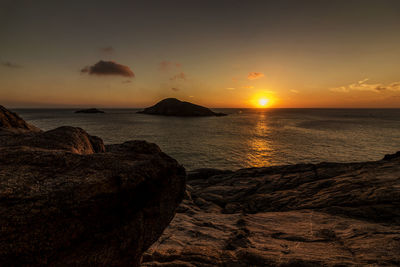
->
<box><xmin>247</xmin><ymin>72</ymin><xmax>264</xmax><ymax>80</ymax></box>
<box><xmin>242</xmin><ymin>85</ymin><xmax>254</xmax><ymax>89</ymax></box>
<box><xmin>81</xmin><ymin>60</ymin><xmax>134</xmax><ymax>77</ymax></box>
<box><xmin>159</xmin><ymin>60</ymin><xmax>181</xmax><ymax>71</ymax></box>
<box><xmin>290</xmin><ymin>89</ymin><xmax>299</xmax><ymax>93</ymax></box>
<box><xmin>330</xmin><ymin>79</ymin><xmax>400</xmax><ymax>93</ymax></box>
<box><xmin>226</xmin><ymin>87</ymin><xmax>235</xmax><ymax>90</ymax></box>
<box><xmin>2</xmin><ymin>61</ymin><xmax>22</xmax><ymax>68</ymax></box>
<box><xmin>171</xmin><ymin>87</ymin><xmax>180</xmax><ymax>91</ymax></box>
<box><xmin>101</xmin><ymin>46</ymin><xmax>114</xmax><ymax>54</ymax></box>
<box><xmin>170</xmin><ymin>72</ymin><xmax>186</xmax><ymax>81</ymax></box>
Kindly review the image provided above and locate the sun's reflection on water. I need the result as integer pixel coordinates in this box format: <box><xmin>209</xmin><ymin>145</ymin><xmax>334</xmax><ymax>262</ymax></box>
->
<box><xmin>246</xmin><ymin>113</ymin><xmax>273</xmax><ymax>167</ymax></box>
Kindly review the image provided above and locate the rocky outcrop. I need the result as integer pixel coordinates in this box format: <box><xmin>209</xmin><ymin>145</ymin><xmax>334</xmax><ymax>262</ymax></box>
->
<box><xmin>143</xmin><ymin>155</ymin><xmax>400</xmax><ymax>266</ymax></box>
<box><xmin>0</xmin><ymin>106</ymin><xmax>186</xmax><ymax>266</ymax></box>
<box><xmin>75</xmin><ymin>108</ymin><xmax>105</xmax><ymax>113</ymax></box>
<box><xmin>0</xmin><ymin>105</ymin><xmax>41</xmax><ymax>133</ymax></box>
<box><xmin>138</xmin><ymin>98</ymin><xmax>227</xmax><ymax>117</ymax></box>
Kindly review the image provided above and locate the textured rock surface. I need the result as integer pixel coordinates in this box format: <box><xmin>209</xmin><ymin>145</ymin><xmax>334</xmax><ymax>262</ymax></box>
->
<box><xmin>143</xmin><ymin>156</ymin><xmax>400</xmax><ymax>266</ymax></box>
<box><xmin>0</xmin><ymin>106</ymin><xmax>186</xmax><ymax>266</ymax></box>
<box><xmin>138</xmin><ymin>98</ymin><xmax>227</xmax><ymax>117</ymax></box>
<box><xmin>0</xmin><ymin>105</ymin><xmax>41</xmax><ymax>133</ymax></box>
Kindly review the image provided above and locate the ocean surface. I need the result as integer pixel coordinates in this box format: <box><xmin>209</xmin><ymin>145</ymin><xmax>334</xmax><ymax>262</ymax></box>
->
<box><xmin>14</xmin><ymin>108</ymin><xmax>400</xmax><ymax>171</ymax></box>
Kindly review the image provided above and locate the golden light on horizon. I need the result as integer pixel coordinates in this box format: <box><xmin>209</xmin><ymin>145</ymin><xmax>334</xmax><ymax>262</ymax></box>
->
<box><xmin>250</xmin><ymin>91</ymin><xmax>276</xmax><ymax>108</ymax></box>
<box><xmin>258</xmin><ymin>98</ymin><xmax>269</xmax><ymax>107</ymax></box>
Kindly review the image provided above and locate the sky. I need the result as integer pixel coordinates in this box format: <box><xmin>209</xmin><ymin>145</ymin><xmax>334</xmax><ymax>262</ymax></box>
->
<box><xmin>1</xmin><ymin>0</ymin><xmax>400</xmax><ymax>108</ymax></box>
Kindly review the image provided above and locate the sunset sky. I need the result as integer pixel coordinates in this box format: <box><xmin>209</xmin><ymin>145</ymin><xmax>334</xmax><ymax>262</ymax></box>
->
<box><xmin>1</xmin><ymin>0</ymin><xmax>400</xmax><ymax>108</ymax></box>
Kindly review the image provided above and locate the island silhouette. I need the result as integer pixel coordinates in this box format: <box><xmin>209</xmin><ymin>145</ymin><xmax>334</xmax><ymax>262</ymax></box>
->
<box><xmin>137</xmin><ymin>98</ymin><xmax>227</xmax><ymax>117</ymax></box>
<box><xmin>75</xmin><ymin>108</ymin><xmax>105</xmax><ymax>114</ymax></box>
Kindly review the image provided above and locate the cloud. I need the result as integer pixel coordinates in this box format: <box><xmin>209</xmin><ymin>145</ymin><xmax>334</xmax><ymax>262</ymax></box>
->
<box><xmin>226</xmin><ymin>87</ymin><xmax>235</xmax><ymax>90</ymax></box>
<box><xmin>170</xmin><ymin>72</ymin><xmax>186</xmax><ymax>81</ymax></box>
<box><xmin>171</xmin><ymin>87</ymin><xmax>180</xmax><ymax>91</ymax></box>
<box><xmin>2</xmin><ymin>61</ymin><xmax>22</xmax><ymax>68</ymax></box>
<box><xmin>290</xmin><ymin>89</ymin><xmax>299</xmax><ymax>93</ymax></box>
<box><xmin>247</xmin><ymin>72</ymin><xmax>264</xmax><ymax>80</ymax></box>
<box><xmin>159</xmin><ymin>60</ymin><xmax>181</xmax><ymax>71</ymax></box>
<box><xmin>242</xmin><ymin>85</ymin><xmax>254</xmax><ymax>89</ymax></box>
<box><xmin>81</xmin><ymin>60</ymin><xmax>134</xmax><ymax>77</ymax></box>
<box><xmin>122</xmin><ymin>80</ymin><xmax>132</xmax><ymax>84</ymax></box>
<box><xmin>330</xmin><ymin>79</ymin><xmax>400</xmax><ymax>93</ymax></box>
<box><xmin>101</xmin><ymin>46</ymin><xmax>114</xmax><ymax>54</ymax></box>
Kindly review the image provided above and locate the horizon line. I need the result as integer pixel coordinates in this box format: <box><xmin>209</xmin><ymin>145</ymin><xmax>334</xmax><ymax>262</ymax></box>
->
<box><xmin>9</xmin><ymin>106</ymin><xmax>400</xmax><ymax>110</ymax></box>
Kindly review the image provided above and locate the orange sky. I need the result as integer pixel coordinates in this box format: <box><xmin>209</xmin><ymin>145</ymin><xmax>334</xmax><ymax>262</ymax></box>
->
<box><xmin>1</xmin><ymin>0</ymin><xmax>400</xmax><ymax>108</ymax></box>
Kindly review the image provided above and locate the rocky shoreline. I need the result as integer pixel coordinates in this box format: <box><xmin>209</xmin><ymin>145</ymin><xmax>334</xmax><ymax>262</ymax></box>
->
<box><xmin>1</xmin><ymin>105</ymin><xmax>399</xmax><ymax>266</ymax></box>
<box><xmin>0</xmin><ymin>106</ymin><xmax>185</xmax><ymax>266</ymax></box>
<box><xmin>142</xmin><ymin>157</ymin><xmax>400</xmax><ymax>266</ymax></box>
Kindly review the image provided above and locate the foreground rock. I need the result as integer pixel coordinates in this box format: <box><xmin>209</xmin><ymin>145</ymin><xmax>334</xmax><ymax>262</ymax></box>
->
<box><xmin>138</xmin><ymin>98</ymin><xmax>227</xmax><ymax>117</ymax></box>
<box><xmin>0</xmin><ymin>106</ymin><xmax>186</xmax><ymax>266</ymax></box>
<box><xmin>75</xmin><ymin>108</ymin><xmax>105</xmax><ymax>113</ymax></box>
<box><xmin>143</xmin><ymin>155</ymin><xmax>400</xmax><ymax>266</ymax></box>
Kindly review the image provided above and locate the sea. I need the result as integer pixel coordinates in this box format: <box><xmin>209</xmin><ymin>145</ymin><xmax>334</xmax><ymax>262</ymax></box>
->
<box><xmin>14</xmin><ymin>108</ymin><xmax>400</xmax><ymax>171</ymax></box>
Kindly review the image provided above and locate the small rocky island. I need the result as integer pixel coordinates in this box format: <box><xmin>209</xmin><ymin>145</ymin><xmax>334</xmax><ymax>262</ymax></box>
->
<box><xmin>75</xmin><ymin>108</ymin><xmax>105</xmax><ymax>113</ymax></box>
<box><xmin>137</xmin><ymin>98</ymin><xmax>227</xmax><ymax>117</ymax></box>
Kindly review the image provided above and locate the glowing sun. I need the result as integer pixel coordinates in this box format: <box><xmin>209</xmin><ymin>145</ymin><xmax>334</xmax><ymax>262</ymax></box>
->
<box><xmin>258</xmin><ymin>98</ymin><xmax>270</xmax><ymax>107</ymax></box>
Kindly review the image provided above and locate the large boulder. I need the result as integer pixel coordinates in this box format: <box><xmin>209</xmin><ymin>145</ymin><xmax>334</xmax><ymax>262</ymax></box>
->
<box><xmin>137</xmin><ymin>98</ymin><xmax>227</xmax><ymax>117</ymax></box>
<box><xmin>0</xmin><ymin>106</ymin><xmax>186</xmax><ymax>266</ymax></box>
<box><xmin>143</xmin><ymin>154</ymin><xmax>400</xmax><ymax>266</ymax></box>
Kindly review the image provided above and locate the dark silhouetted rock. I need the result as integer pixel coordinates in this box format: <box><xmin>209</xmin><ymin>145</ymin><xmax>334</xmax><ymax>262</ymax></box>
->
<box><xmin>143</xmin><ymin>153</ymin><xmax>400</xmax><ymax>266</ymax></box>
<box><xmin>0</xmin><ymin>106</ymin><xmax>186</xmax><ymax>266</ymax></box>
<box><xmin>383</xmin><ymin>151</ymin><xmax>400</xmax><ymax>160</ymax></box>
<box><xmin>75</xmin><ymin>108</ymin><xmax>105</xmax><ymax>113</ymax></box>
<box><xmin>138</xmin><ymin>98</ymin><xmax>227</xmax><ymax>117</ymax></box>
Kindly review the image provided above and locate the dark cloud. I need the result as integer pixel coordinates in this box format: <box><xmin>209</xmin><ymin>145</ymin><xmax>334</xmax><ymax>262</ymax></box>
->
<box><xmin>171</xmin><ymin>87</ymin><xmax>180</xmax><ymax>91</ymax></box>
<box><xmin>2</xmin><ymin>61</ymin><xmax>22</xmax><ymax>68</ymax></box>
<box><xmin>170</xmin><ymin>72</ymin><xmax>186</xmax><ymax>81</ymax></box>
<box><xmin>247</xmin><ymin>72</ymin><xmax>264</xmax><ymax>80</ymax></box>
<box><xmin>159</xmin><ymin>60</ymin><xmax>181</xmax><ymax>71</ymax></box>
<box><xmin>101</xmin><ymin>46</ymin><xmax>114</xmax><ymax>54</ymax></box>
<box><xmin>122</xmin><ymin>80</ymin><xmax>132</xmax><ymax>83</ymax></box>
<box><xmin>81</xmin><ymin>60</ymin><xmax>134</xmax><ymax>77</ymax></box>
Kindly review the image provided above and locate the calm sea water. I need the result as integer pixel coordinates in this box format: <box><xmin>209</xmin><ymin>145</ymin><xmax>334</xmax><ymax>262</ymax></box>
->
<box><xmin>14</xmin><ymin>108</ymin><xmax>400</xmax><ymax>170</ymax></box>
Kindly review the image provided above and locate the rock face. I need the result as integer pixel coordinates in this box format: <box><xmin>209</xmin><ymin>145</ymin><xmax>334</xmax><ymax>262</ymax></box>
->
<box><xmin>138</xmin><ymin>98</ymin><xmax>227</xmax><ymax>117</ymax></box>
<box><xmin>0</xmin><ymin>105</ymin><xmax>41</xmax><ymax>133</ymax></box>
<box><xmin>75</xmin><ymin>108</ymin><xmax>105</xmax><ymax>113</ymax></box>
<box><xmin>0</xmin><ymin>106</ymin><xmax>186</xmax><ymax>266</ymax></box>
<box><xmin>143</xmin><ymin>156</ymin><xmax>400</xmax><ymax>266</ymax></box>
